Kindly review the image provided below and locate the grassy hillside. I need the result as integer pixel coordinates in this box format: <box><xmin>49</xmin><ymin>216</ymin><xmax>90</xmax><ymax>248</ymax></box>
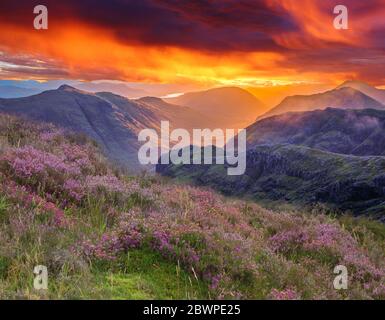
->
<box><xmin>0</xmin><ymin>114</ymin><xmax>384</xmax><ymax>299</ymax></box>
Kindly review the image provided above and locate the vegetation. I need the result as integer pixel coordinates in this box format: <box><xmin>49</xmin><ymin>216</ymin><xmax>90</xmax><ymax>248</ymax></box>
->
<box><xmin>0</xmin><ymin>114</ymin><xmax>384</xmax><ymax>299</ymax></box>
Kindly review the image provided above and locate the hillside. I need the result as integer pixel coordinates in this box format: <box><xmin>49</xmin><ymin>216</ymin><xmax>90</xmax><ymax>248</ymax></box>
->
<box><xmin>247</xmin><ymin>108</ymin><xmax>385</xmax><ymax>156</ymax></box>
<box><xmin>157</xmin><ymin>144</ymin><xmax>385</xmax><ymax>219</ymax></box>
<box><xmin>166</xmin><ymin>87</ymin><xmax>264</xmax><ymax>129</ymax></box>
<box><xmin>0</xmin><ymin>114</ymin><xmax>384</xmax><ymax>299</ymax></box>
<box><xmin>258</xmin><ymin>87</ymin><xmax>385</xmax><ymax>120</ymax></box>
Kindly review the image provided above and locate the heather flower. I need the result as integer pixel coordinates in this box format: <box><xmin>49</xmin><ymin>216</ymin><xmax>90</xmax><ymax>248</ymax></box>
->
<box><xmin>63</xmin><ymin>178</ymin><xmax>84</xmax><ymax>201</ymax></box>
<box><xmin>269</xmin><ymin>229</ymin><xmax>310</xmax><ymax>253</ymax></box>
<box><xmin>40</xmin><ymin>129</ymin><xmax>65</xmax><ymax>142</ymax></box>
<box><xmin>0</xmin><ymin>180</ymin><xmax>69</xmax><ymax>228</ymax></box>
<box><xmin>270</xmin><ymin>288</ymin><xmax>300</xmax><ymax>300</ymax></box>
<box><xmin>85</xmin><ymin>175</ymin><xmax>125</xmax><ymax>193</ymax></box>
<box><xmin>1</xmin><ymin>146</ymin><xmax>82</xmax><ymax>177</ymax></box>
<box><xmin>209</xmin><ymin>274</ymin><xmax>222</xmax><ymax>290</ymax></box>
<box><xmin>59</xmin><ymin>143</ymin><xmax>92</xmax><ymax>169</ymax></box>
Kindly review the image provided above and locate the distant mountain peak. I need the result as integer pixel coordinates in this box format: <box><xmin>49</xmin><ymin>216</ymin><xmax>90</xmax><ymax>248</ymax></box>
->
<box><xmin>338</xmin><ymin>80</ymin><xmax>369</xmax><ymax>87</ymax></box>
<box><xmin>58</xmin><ymin>84</ymin><xmax>79</xmax><ymax>92</ymax></box>
<box><xmin>258</xmin><ymin>85</ymin><xmax>385</xmax><ymax>120</ymax></box>
<box><xmin>336</xmin><ymin>80</ymin><xmax>385</xmax><ymax>105</ymax></box>
<box><xmin>335</xmin><ymin>86</ymin><xmax>361</xmax><ymax>95</ymax></box>
<box><xmin>336</xmin><ymin>80</ymin><xmax>377</xmax><ymax>92</ymax></box>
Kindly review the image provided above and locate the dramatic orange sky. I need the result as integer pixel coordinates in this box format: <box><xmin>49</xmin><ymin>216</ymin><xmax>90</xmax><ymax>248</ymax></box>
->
<box><xmin>0</xmin><ymin>0</ymin><xmax>384</xmax><ymax>105</ymax></box>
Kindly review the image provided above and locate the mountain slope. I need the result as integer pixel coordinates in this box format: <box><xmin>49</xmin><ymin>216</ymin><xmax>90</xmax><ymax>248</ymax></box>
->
<box><xmin>0</xmin><ymin>85</ymin><xmax>213</xmax><ymax>171</ymax></box>
<box><xmin>98</xmin><ymin>93</ymin><xmax>214</xmax><ymax>131</ymax></box>
<box><xmin>0</xmin><ymin>85</ymin><xmax>139</xmax><ymax>169</ymax></box>
<box><xmin>247</xmin><ymin>108</ymin><xmax>385</xmax><ymax>156</ymax></box>
<box><xmin>166</xmin><ymin>87</ymin><xmax>264</xmax><ymax>129</ymax></box>
<box><xmin>157</xmin><ymin>144</ymin><xmax>385</xmax><ymax>219</ymax></box>
<box><xmin>258</xmin><ymin>87</ymin><xmax>385</xmax><ymax>120</ymax></box>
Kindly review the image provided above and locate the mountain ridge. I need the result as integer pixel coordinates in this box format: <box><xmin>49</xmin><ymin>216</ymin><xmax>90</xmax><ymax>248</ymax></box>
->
<box><xmin>337</xmin><ymin>80</ymin><xmax>385</xmax><ymax>104</ymax></box>
<box><xmin>258</xmin><ymin>86</ymin><xmax>385</xmax><ymax>120</ymax></box>
<box><xmin>246</xmin><ymin>107</ymin><xmax>385</xmax><ymax>156</ymax></box>
<box><xmin>0</xmin><ymin>86</ymin><xmax>213</xmax><ymax>171</ymax></box>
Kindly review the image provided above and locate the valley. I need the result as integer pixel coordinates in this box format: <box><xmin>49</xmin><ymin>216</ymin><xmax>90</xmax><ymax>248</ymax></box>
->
<box><xmin>1</xmin><ymin>81</ymin><xmax>385</xmax><ymax>219</ymax></box>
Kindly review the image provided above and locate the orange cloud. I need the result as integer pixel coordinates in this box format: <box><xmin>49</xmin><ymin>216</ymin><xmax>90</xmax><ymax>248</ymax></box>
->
<box><xmin>0</xmin><ymin>21</ymin><xmax>297</xmax><ymax>85</ymax></box>
<box><xmin>0</xmin><ymin>0</ymin><xmax>384</xmax><ymax>86</ymax></box>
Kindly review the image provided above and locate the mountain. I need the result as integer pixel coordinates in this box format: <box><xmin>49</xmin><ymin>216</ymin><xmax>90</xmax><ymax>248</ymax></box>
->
<box><xmin>166</xmin><ymin>87</ymin><xmax>264</xmax><ymax>129</ymax></box>
<box><xmin>157</xmin><ymin>144</ymin><xmax>385</xmax><ymax>219</ymax></box>
<box><xmin>0</xmin><ymin>85</ymin><xmax>213</xmax><ymax>171</ymax></box>
<box><xmin>0</xmin><ymin>85</ymin><xmax>42</xmax><ymax>98</ymax></box>
<box><xmin>337</xmin><ymin>80</ymin><xmax>385</xmax><ymax>105</ymax></box>
<box><xmin>246</xmin><ymin>108</ymin><xmax>385</xmax><ymax>156</ymax></box>
<box><xmin>258</xmin><ymin>87</ymin><xmax>385</xmax><ymax>120</ymax></box>
<box><xmin>98</xmin><ymin>93</ymin><xmax>213</xmax><ymax>131</ymax></box>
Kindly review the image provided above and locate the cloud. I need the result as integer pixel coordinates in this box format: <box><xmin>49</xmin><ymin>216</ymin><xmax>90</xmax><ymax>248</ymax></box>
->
<box><xmin>0</xmin><ymin>0</ymin><xmax>297</xmax><ymax>52</ymax></box>
<box><xmin>0</xmin><ymin>0</ymin><xmax>383</xmax><ymax>84</ymax></box>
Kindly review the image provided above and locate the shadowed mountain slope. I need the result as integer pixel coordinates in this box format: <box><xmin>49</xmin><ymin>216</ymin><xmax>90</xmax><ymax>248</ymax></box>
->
<box><xmin>157</xmin><ymin>144</ymin><xmax>385</xmax><ymax>219</ymax></box>
<box><xmin>246</xmin><ymin>108</ymin><xmax>385</xmax><ymax>156</ymax></box>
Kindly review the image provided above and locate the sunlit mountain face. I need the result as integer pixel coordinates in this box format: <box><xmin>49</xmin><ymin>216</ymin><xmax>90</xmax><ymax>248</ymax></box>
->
<box><xmin>0</xmin><ymin>0</ymin><xmax>384</xmax><ymax>110</ymax></box>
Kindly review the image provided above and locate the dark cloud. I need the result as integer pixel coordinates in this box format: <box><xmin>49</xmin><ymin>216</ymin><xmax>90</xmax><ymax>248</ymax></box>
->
<box><xmin>1</xmin><ymin>0</ymin><xmax>383</xmax><ymax>52</ymax></box>
<box><xmin>0</xmin><ymin>0</ymin><xmax>298</xmax><ymax>52</ymax></box>
<box><xmin>0</xmin><ymin>0</ymin><xmax>384</xmax><ymax>50</ymax></box>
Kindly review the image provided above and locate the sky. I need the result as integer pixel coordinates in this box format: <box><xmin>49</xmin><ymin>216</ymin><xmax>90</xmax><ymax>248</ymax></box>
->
<box><xmin>0</xmin><ymin>0</ymin><xmax>384</xmax><ymax>104</ymax></box>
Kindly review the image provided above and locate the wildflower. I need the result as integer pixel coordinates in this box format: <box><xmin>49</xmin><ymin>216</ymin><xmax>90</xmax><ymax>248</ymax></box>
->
<box><xmin>270</xmin><ymin>288</ymin><xmax>299</xmax><ymax>300</ymax></box>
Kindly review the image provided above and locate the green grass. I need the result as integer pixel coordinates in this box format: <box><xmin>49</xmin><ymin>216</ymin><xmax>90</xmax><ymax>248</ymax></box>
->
<box><xmin>339</xmin><ymin>215</ymin><xmax>385</xmax><ymax>247</ymax></box>
<box><xmin>0</xmin><ymin>256</ymin><xmax>10</xmax><ymax>279</ymax></box>
<box><xmin>0</xmin><ymin>196</ymin><xmax>9</xmax><ymax>223</ymax></box>
<box><xmin>93</xmin><ymin>249</ymin><xmax>208</xmax><ymax>300</ymax></box>
<box><xmin>0</xmin><ymin>249</ymin><xmax>208</xmax><ymax>300</ymax></box>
